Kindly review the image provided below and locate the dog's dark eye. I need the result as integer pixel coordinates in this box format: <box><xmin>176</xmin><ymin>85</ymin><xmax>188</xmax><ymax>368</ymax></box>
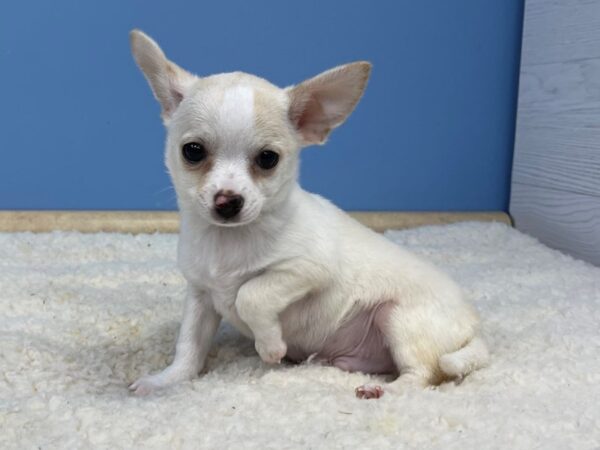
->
<box><xmin>255</xmin><ymin>150</ymin><xmax>279</xmax><ymax>170</ymax></box>
<box><xmin>182</xmin><ymin>142</ymin><xmax>207</xmax><ymax>164</ymax></box>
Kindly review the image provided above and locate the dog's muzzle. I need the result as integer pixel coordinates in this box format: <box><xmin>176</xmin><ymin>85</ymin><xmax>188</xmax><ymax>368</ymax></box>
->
<box><xmin>214</xmin><ymin>191</ymin><xmax>245</xmax><ymax>220</ymax></box>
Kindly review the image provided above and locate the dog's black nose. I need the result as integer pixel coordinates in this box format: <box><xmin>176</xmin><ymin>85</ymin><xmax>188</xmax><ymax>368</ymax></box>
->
<box><xmin>214</xmin><ymin>191</ymin><xmax>245</xmax><ymax>220</ymax></box>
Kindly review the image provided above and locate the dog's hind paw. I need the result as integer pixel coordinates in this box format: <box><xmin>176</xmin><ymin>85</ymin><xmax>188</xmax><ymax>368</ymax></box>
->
<box><xmin>355</xmin><ymin>384</ymin><xmax>384</xmax><ymax>400</ymax></box>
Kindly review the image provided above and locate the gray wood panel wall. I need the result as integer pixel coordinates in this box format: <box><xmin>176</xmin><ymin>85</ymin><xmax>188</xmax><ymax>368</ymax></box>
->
<box><xmin>510</xmin><ymin>0</ymin><xmax>600</xmax><ymax>266</ymax></box>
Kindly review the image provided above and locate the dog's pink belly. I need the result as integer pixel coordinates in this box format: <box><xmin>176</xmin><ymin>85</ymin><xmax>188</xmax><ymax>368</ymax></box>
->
<box><xmin>287</xmin><ymin>302</ymin><xmax>397</xmax><ymax>375</ymax></box>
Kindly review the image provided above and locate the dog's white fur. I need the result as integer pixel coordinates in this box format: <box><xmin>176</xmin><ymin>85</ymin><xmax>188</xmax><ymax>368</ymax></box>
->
<box><xmin>128</xmin><ymin>30</ymin><xmax>489</xmax><ymax>396</ymax></box>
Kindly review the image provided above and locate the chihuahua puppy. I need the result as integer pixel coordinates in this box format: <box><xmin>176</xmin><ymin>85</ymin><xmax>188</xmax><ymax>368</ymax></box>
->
<box><xmin>129</xmin><ymin>30</ymin><xmax>488</xmax><ymax>399</ymax></box>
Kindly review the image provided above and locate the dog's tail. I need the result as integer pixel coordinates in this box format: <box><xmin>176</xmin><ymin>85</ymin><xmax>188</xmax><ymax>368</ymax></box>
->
<box><xmin>438</xmin><ymin>336</ymin><xmax>489</xmax><ymax>379</ymax></box>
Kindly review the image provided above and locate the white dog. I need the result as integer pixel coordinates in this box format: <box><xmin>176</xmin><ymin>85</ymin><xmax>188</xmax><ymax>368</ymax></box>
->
<box><xmin>129</xmin><ymin>30</ymin><xmax>488</xmax><ymax>399</ymax></box>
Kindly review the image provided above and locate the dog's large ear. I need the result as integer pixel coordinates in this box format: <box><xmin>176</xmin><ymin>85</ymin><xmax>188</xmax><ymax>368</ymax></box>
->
<box><xmin>130</xmin><ymin>29</ymin><xmax>196</xmax><ymax>121</ymax></box>
<box><xmin>287</xmin><ymin>62</ymin><xmax>371</xmax><ymax>145</ymax></box>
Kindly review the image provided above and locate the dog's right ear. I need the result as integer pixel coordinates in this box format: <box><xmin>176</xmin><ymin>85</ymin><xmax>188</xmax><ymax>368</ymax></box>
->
<box><xmin>130</xmin><ymin>30</ymin><xmax>196</xmax><ymax>121</ymax></box>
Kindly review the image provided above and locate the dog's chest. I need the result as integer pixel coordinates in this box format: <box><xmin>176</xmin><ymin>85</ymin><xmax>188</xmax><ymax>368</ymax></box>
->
<box><xmin>178</xmin><ymin>229</ymin><xmax>270</xmax><ymax>335</ymax></box>
<box><xmin>179</xmin><ymin>232</ymin><xmax>264</xmax><ymax>285</ymax></box>
<box><xmin>184</xmin><ymin>254</ymin><xmax>257</xmax><ymax>337</ymax></box>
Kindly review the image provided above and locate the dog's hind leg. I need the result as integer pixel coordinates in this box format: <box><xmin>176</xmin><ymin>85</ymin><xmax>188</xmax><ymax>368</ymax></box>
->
<box><xmin>355</xmin><ymin>297</ymin><xmax>478</xmax><ymax>398</ymax></box>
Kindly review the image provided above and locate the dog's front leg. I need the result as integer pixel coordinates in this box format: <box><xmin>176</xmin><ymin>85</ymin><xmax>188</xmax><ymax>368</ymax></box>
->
<box><xmin>236</xmin><ymin>260</ymin><xmax>326</xmax><ymax>364</ymax></box>
<box><xmin>130</xmin><ymin>285</ymin><xmax>221</xmax><ymax>395</ymax></box>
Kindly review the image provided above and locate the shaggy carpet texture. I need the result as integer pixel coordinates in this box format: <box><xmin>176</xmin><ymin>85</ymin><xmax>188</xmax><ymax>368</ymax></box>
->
<box><xmin>1</xmin><ymin>222</ymin><xmax>599</xmax><ymax>449</ymax></box>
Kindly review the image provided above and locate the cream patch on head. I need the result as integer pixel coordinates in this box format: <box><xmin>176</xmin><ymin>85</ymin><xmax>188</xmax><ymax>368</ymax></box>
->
<box><xmin>217</xmin><ymin>85</ymin><xmax>255</xmax><ymax>144</ymax></box>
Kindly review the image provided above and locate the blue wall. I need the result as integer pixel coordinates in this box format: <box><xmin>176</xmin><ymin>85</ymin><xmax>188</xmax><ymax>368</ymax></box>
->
<box><xmin>0</xmin><ymin>0</ymin><xmax>523</xmax><ymax>211</ymax></box>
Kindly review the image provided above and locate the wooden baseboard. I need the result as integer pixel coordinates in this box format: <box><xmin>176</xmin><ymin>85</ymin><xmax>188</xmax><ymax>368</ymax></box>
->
<box><xmin>0</xmin><ymin>210</ymin><xmax>511</xmax><ymax>233</ymax></box>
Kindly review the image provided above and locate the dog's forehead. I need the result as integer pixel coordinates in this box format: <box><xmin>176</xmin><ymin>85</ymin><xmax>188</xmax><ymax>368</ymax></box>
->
<box><xmin>217</xmin><ymin>85</ymin><xmax>255</xmax><ymax>140</ymax></box>
<box><xmin>180</xmin><ymin>72</ymin><xmax>289</xmax><ymax>148</ymax></box>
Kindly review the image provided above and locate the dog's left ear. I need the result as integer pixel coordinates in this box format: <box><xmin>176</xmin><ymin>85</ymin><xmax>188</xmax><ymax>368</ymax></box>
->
<box><xmin>287</xmin><ymin>62</ymin><xmax>371</xmax><ymax>145</ymax></box>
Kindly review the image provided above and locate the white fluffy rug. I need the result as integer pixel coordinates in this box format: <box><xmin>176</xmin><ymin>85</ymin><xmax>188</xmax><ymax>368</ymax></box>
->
<box><xmin>1</xmin><ymin>222</ymin><xmax>599</xmax><ymax>449</ymax></box>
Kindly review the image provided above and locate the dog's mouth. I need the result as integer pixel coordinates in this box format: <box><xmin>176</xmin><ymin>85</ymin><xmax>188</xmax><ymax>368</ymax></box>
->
<box><xmin>208</xmin><ymin>209</ymin><xmax>260</xmax><ymax>228</ymax></box>
<box><xmin>209</xmin><ymin>214</ymin><xmax>250</xmax><ymax>227</ymax></box>
<box><xmin>189</xmin><ymin>192</ymin><xmax>262</xmax><ymax>228</ymax></box>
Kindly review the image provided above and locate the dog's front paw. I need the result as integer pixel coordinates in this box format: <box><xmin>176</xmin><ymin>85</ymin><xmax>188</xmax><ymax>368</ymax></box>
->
<box><xmin>255</xmin><ymin>338</ymin><xmax>287</xmax><ymax>365</ymax></box>
<box><xmin>129</xmin><ymin>374</ymin><xmax>169</xmax><ymax>396</ymax></box>
<box><xmin>129</xmin><ymin>363</ymin><xmax>198</xmax><ymax>395</ymax></box>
